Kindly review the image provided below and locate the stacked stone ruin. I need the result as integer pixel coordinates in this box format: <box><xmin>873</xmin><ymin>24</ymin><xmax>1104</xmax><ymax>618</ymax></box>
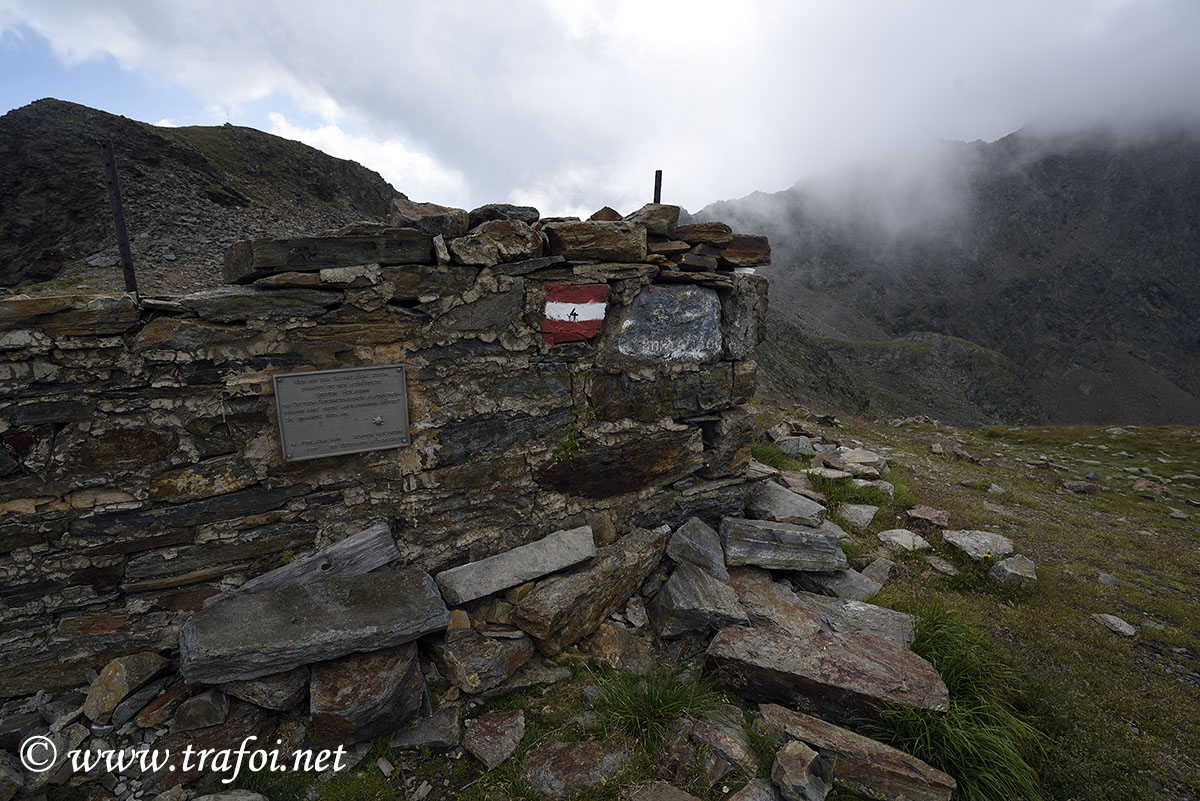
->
<box><xmin>0</xmin><ymin>200</ymin><xmax>967</xmax><ymax>800</ymax></box>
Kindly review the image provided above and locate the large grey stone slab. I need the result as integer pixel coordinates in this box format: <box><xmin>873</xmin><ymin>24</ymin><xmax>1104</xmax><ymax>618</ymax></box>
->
<box><xmin>666</xmin><ymin>517</ymin><xmax>728</xmax><ymax>581</ymax></box>
<box><xmin>795</xmin><ymin>569</ymin><xmax>882</xmax><ymax>602</ymax></box>
<box><xmin>707</xmin><ymin>627</ymin><xmax>948</xmax><ymax>724</ymax></box>
<box><xmin>788</xmin><ymin>590</ymin><xmax>915</xmax><ymax>646</ymax></box>
<box><xmin>754</xmin><ymin>704</ymin><xmax>955</xmax><ymax>801</ymax></box>
<box><xmin>942</xmin><ymin>530</ymin><xmax>1014</xmax><ymax>561</ymax></box>
<box><xmin>179</xmin><ymin>566</ymin><xmax>450</xmax><ymax>684</ymax></box>
<box><xmin>436</xmin><ymin>526</ymin><xmax>596</xmax><ymax>605</ymax></box>
<box><xmin>747</xmin><ymin>480</ymin><xmax>826</xmax><ymax>527</ymax></box>
<box><xmin>649</xmin><ymin>562</ymin><xmax>749</xmax><ymax>638</ymax></box>
<box><xmin>614</xmin><ymin>285</ymin><xmax>722</xmax><ymax>363</ymax></box>
<box><xmin>720</xmin><ymin>517</ymin><xmax>848</xmax><ymax>572</ymax></box>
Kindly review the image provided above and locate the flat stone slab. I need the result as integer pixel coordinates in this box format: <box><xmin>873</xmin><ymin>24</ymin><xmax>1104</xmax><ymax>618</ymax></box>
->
<box><xmin>795</xmin><ymin>569</ymin><xmax>882</xmax><ymax>602</ymax></box>
<box><xmin>221</xmin><ymin>666</ymin><xmax>308</xmax><ymax>711</ymax></box>
<box><xmin>754</xmin><ymin>703</ymin><xmax>956</xmax><ymax>801</ymax></box>
<box><xmin>435</xmin><ymin>526</ymin><xmax>596</xmax><ymax>605</ymax></box>
<box><xmin>179</xmin><ymin>566</ymin><xmax>450</xmax><ymax>684</ymax></box>
<box><xmin>788</xmin><ymin>590</ymin><xmax>915</xmax><ymax>646</ymax></box>
<box><xmin>614</xmin><ymin>285</ymin><xmax>722</xmax><ymax>363</ymax></box>
<box><xmin>521</xmin><ymin>740</ymin><xmax>633</xmax><ymax>799</ymax></box>
<box><xmin>878</xmin><ymin>529</ymin><xmax>931</xmax><ymax>551</ymax></box>
<box><xmin>650</xmin><ymin>562</ymin><xmax>749</xmax><ymax>639</ymax></box>
<box><xmin>747</xmin><ymin>480</ymin><xmax>826</xmax><ymax>527</ymax></box>
<box><xmin>390</xmin><ymin>703</ymin><xmax>461</xmax><ymax>750</ymax></box>
<box><xmin>727</xmin><ymin>568</ymin><xmax>822</xmax><ymax>639</ymax></box>
<box><xmin>1092</xmin><ymin>613</ymin><xmax>1137</xmax><ymax>637</ymax></box>
<box><xmin>433</xmin><ymin>630</ymin><xmax>534</xmax><ymax>694</ymax></box>
<box><xmin>838</xmin><ymin>503</ymin><xmax>878</xmax><ymax>532</ymax></box>
<box><xmin>464</xmin><ymin>709</ymin><xmax>525</xmax><ymax>770</ymax></box>
<box><xmin>720</xmin><ymin>517</ymin><xmax>848</xmax><ymax>572</ymax></box>
<box><xmin>941</xmin><ymin>530</ymin><xmax>1014</xmax><ymax>561</ymax></box>
<box><xmin>707</xmin><ymin>626</ymin><xmax>947</xmax><ymax>723</ymax></box>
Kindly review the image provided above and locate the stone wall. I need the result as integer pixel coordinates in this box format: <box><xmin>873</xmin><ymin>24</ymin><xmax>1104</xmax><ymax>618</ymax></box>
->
<box><xmin>0</xmin><ymin>202</ymin><xmax>769</xmax><ymax>696</ymax></box>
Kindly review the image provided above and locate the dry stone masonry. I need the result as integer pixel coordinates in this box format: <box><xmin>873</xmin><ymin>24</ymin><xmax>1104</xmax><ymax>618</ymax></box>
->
<box><xmin>0</xmin><ymin>201</ymin><xmax>766</xmax><ymax>695</ymax></box>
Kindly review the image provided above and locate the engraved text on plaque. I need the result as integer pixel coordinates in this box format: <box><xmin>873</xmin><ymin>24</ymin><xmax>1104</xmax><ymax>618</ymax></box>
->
<box><xmin>273</xmin><ymin>365</ymin><xmax>410</xmax><ymax>461</ymax></box>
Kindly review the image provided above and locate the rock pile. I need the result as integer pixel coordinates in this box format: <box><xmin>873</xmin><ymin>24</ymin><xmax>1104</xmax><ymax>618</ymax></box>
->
<box><xmin>0</xmin><ymin>429</ymin><xmax>1045</xmax><ymax>801</ymax></box>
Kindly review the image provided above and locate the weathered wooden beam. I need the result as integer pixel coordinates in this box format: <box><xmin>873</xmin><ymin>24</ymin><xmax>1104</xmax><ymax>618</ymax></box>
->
<box><xmin>202</xmin><ymin>520</ymin><xmax>400</xmax><ymax>606</ymax></box>
<box><xmin>223</xmin><ymin>231</ymin><xmax>434</xmax><ymax>283</ymax></box>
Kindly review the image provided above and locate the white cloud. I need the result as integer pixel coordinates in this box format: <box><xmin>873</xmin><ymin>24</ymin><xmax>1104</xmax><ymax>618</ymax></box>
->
<box><xmin>266</xmin><ymin>113</ymin><xmax>469</xmax><ymax>207</ymax></box>
<box><xmin>4</xmin><ymin>0</ymin><xmax>1200</xmax><ymax>214</ymax></box>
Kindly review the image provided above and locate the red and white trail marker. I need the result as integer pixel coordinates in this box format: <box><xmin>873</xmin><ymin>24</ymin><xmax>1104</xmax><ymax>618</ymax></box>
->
<box><xmin>542</xmin><ymin>283</ymin><xmax>608</xmax><ymax>344</ymax></box>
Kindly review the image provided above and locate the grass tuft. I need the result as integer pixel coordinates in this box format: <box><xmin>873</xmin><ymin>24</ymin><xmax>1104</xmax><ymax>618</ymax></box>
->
<box><xmin>592</xmin><ymin>669</ymin><xmax>720</xmax><ymax>751</ymax></box>
<box><xmin>750</xmin><ymin>441</ymin><xmax>810</xmax><ymax>471</ymax></box>
<box><xmin>863</xmin><ymin>604</ymin><xmax>1045</xmax><ymax>801</ymax></box>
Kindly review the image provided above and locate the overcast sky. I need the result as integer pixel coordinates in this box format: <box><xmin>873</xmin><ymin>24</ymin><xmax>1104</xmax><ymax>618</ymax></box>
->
<box><xmin>2</xmin><ymin>1</ymin><xmax>1199</xmax><ymax>216</ymax></box>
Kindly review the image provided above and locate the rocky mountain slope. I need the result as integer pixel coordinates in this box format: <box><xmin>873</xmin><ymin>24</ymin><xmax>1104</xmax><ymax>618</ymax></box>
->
<box><xmin>694</xmin><ymin>127</ymin><xmax>1200</xmax><ymax>426</ymax></box>
<box><xmin>0</xmin><ymin>99</ymin><xmax>400</xmax><ymax>294</ymax></box>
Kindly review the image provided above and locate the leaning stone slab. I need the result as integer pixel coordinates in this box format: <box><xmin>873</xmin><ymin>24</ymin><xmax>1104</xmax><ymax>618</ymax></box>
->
<box><xmin>795</xmin><ymin>569</ymin><xmax>882</xmax><ymax>602</ymax></box>
<box><xmin>390</xmin><ymin>703</ymin><xmax>461</xmax><ymax>750</ymax></box>
<box><xmin>83</xmin><ymin>652</ymin><xmax>168</xmax><ymax>724</ymax></box>
<box><xmin>435</xmin><ymin>526</ymin><xmax>596</xmax><ymax>605</ymax></box>
<box><xmin>754</xmin><ymin>703</ymin><xmax>956</xmax><ymax>801</ymax></box>
<box><xmin>942</xmin><ymin>530</ymin><xmax>1014</xmax><ymax>561</ymax></box>
<box><xmin>720</xmin><ymin>517</ymin><xmax>848</xmax><ymax>572</ymax></box>
<box><xmin>649</xmin><ymin>562</ymin><xmax>749</xmax><ymax>638</ymax></box>
<box><xmin>221</xmin><ymin>666</ymin><xmax>309</xmax><ymax>711</ymax></box>
<box><xmin>513</xmin><ymin>527</ymin><xmax>667</xmax><ymax>654</ymax></box>
<box><xmin>707</xmin><ymin>627</ymin><xmax>947</xmax><ymax>723</ymax></box>
<box><xmin>837</xmin><ymin>503</ymin><xmax>878</xmax><ymax>532</ymax></box>
<box><xmin>464</xmin><ymin>709</ymin><xmax>525</xmax><ymax>770</ymax></box>
<box><xmin>666</xmin><ymin>517</ymin><xmax>729</xmax><ymax>581</ymax></box>
<box><xmin>788</xmin><ymin>590</ymin><xmax>915</xmax><ymax>646</ymax></box>
<box><xmin>747</xmin><ymin>481</ymin><xmax>826</xmax><ymax>527</ymax></box>
<box><xmin>179</xmin><ymin>566</ymin><xmax>450</xmax><ymax>684</ymax></box>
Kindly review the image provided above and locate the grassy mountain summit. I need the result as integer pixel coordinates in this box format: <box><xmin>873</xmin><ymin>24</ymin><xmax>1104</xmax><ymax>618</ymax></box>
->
<box><xmin>695</xmin><ymin>127</ymin><xmax>1200</xmax><ymax>425</ymax></box>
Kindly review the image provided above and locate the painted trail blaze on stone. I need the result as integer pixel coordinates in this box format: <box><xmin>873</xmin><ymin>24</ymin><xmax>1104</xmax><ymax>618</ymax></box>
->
<box><xmin>542</xmin><ymin>283</ymin><xmax>608</xmax><ymax>343</ymax></box>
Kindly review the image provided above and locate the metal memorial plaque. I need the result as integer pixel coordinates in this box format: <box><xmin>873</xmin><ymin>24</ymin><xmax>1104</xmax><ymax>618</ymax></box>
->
<box><xmin>273</xmin><ymin>365</ymin><xmax>410</xmax><ymax>462</ymax></box>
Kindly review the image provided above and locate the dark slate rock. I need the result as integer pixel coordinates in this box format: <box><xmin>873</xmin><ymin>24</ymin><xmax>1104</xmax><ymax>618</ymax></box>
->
<box><xmin>221</xmin><ymin>666</ymin><xmax>309</xmax><ymax>711</ymax></box>
<box><xmin>83</xmin><ymin>652</ymin><xmax>168</xmax><ymax>724</ymax></box>
<box><xmin>70</xmin><ymin>485</ymin><xmax>309</xmax><ymax>538</ymax></box>
<box><xmin>795</xmin><ymin>569</ymin><xmax>882</xmax><ymax>602</ymax></box>
<box><xmin>179</xmin><ymin>566</ymin><xmax>450</xmax><ymax>684</ymax></box>
<box><xmin>440</xmin><ymin>282</ymin><xmax>525</xmax><ymax>331</ymax></box>
<box><xmin>311</xmin><ymin>643</ymin><xmax>424</xmax><ymax>746</ymax></box>
<box><xmin>587</xmin><ymin>364</ymin><xmax>734</xmax><ymax>423</ymax></box>
<box><xmin>747</xmin><ymin>481</ymin><xmax>826</xmax><ymax>527</ymax></box>
<box><xmin>111</xmin><ymin>677</ymin><xmax>171</xmax><ymax>728</ymax></box>
<box><xmin>177</xmin><ymin>286</ymin><xmax>340</xmax><ymax>323</ymax></box>
<box><xmin>721</xmin><ymin>273</ymin><xmax>768</xmax><ymax>360</ymax></box>
<box><xmin>534</xmin><ymin>427</ymin><xmax>704</xmax><ymax>500</ymax></box>
<box><xmin>468</xmin><ymin>203</ymin><xmax>540</xmax><ymax>229</ymax></box>
<box><xmin>666</xmin><ymin>517</ymin><xmax>728</xmax><ymax>581</ymax></box>
<box><xmin>613</xmin><ymin>285</ymin><xmax>722</xmax><ymax>363</ymax></box>
<box><xmin>789</xmin><ymin>591</ymin><xmax>915</xmax><ymax>646</ymax></box>
<box><xmin>771</xmin><ymin>739</ymin><xmax>832</xmax><ymax>801</ymax></box>
<box><xmin>432</xmin><ymin>631</ymin><xmax>535</xmax><ymax>694</ymax></box>
<box><xmin>437</xmin><ymin>408</ymin><xmax>574</xmax><ymax>468</ymax></box>
<box><xmin>463</xmin><ymin>709</ymin><xmax>525</xmax><ymax>769</ymax></box>
<box><xmin>0</xmin><ymin>447</ymin><xmax>16</xmax><ymax>477</ymax></box>
<box><xmin>754</xmin><ymin>704</ymin><xmax>956</xmax><ymax>801</ymax></box>
<box><xmin>170</xmin><ymin>688</ymin><xmax>228</xmax><ymax>733</ymax></box>
<box><xmin>390</xmin><ymin>703</ymin><xmax>461</xmax><ymax>750</ymax></box>
<box><xmin>720</xmin><ymin>517</ymin><xmax>848</xmax><ymax>572</ymax></box>
<box><xmin>513</xmin><ymin>527</ymin><xmax>668</xmax><ymax>654</ymax></box>
<box><xmin>707</xmin><ymin>627</ymin><xmax>948</xmax><ymax>724</ymax></box>
<box><xmin>649</xmin><ymin>562</ymin><xmax>748</xmax><ymax>638</ymax></box>
<box><xmin>521</xmin><ymin>740</ymin><xmax>633</xmax><ymax>799</ymax></box>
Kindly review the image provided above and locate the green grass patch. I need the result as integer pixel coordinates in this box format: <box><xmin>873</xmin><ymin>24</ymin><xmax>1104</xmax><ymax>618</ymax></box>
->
<box><xmin>863</xmin><ymin>605</ymin><xmax>1045</xmax><ymax>801</ymax></box>
<box><xmin>592</xmin><ymin>669</ymin><xmax>721</xmax><ymax>751</ymax></box>
<box><xmin>750</xmin><ymin>441</ymin><xmax>810</xmax><ymax>471</ymax></box>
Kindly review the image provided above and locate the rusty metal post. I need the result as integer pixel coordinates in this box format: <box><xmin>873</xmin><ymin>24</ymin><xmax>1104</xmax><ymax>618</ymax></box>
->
<box><xmin>654</xmin><ymin>169</ymin><xmax>662</xmax><ymax>204</ymax></box>
<box><xmin>100</xmin><ymin>141</ymin><xmax>139</xmax><ymax>299</ymax></box>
